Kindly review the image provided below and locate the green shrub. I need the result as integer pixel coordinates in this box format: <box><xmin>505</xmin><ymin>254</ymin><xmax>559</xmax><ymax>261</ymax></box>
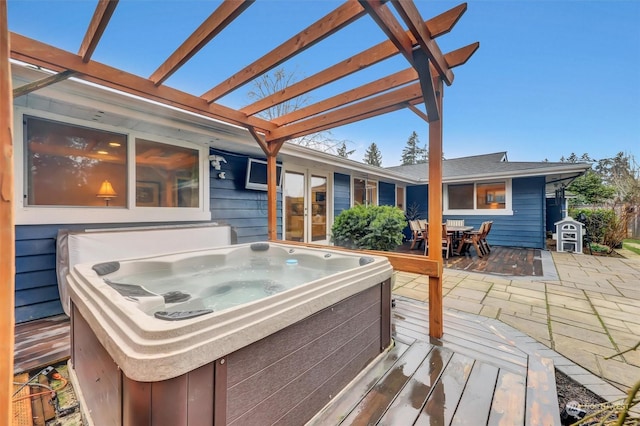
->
<box><xmin>331</xmin><ymin>204</ymin><xmax>406</xmax><ymax>251</ymax></box>
<box><xmin>570</xmin><ymin>208</ymin><xmax>616</xmax><ymax>245</ymax></box>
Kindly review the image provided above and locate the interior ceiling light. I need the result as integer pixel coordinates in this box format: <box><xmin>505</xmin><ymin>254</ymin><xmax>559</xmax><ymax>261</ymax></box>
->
<box><xmin>108</xmin><ymin>142</ymin><xmax>121</xmax><ymax>147</ymax></box>
<box><xmin>97</xmin><ymin>150</ymin><xmax>108</xmax><ymax>155</ymax></box>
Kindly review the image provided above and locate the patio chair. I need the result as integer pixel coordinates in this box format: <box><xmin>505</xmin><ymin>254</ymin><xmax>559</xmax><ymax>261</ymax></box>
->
<box><xmin>424</xmin><ymin>223</ymin><xmax>452</xmax><ymax>259</ymax></box>
<box><xmin>408</xmin><ymin>219</ymin><xmax>425</xmax><ymax>250</ymax></box>
<box><xmin>459</xmin><ymin>222</ymin><xmax>487</xmax><ymax>257</ymax></box>
<box><xmin>446</xmin><ymin>219</ymin><xmax>465</xmax><ymax>227</ymax></box>
<box><xmin>479</xmin><ymin>221</ymin><xmax>493</xmax><ymax>254</ymax></box>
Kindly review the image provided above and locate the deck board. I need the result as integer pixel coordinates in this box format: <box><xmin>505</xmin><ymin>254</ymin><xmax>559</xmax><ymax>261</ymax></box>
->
<box><xmin>312</xmin><ymin>296</ymin><xmax>560</xmax><ymax>425</ymax></box>
<box><xmin>450</xmin><ymin>362</ymin><xmax>500</xmax><ymax>425</ymax></box>
<box><xmin>13</xmin><ymin>314</ymin><xmax>70</xmax><ymax>374</ymax></box>
<box><xmin>340</xmin><ymin>341</ymin><xmax>434</xmax><ymax>425</ymax></box>
<box><xmin>376</xmin><ymin>346</ymin><xmax>453</xmax><ymax>424</ymax></box>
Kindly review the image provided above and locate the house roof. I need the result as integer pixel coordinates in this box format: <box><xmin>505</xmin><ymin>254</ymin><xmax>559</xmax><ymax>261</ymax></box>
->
<box><xmin>13</xmin><ymin>63</ymin><xmax>589</xmax><ymax>188</ymax></box>
<box><xmin>386</xmin><ymin>151</ymin><xmax>591</xmax><ymax>184</ymax></box>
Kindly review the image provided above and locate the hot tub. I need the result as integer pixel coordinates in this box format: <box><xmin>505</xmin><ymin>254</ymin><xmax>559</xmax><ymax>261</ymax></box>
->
<box><xmin>68</xmin><ymin>242</ymin><xmax>393</xmax><ymax>425</ymax></box>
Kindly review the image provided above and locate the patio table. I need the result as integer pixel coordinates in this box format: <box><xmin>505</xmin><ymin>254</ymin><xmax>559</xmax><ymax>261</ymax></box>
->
<box><xmin>422</xmin><ymin>224</ymin><xmax>473</xmax><ymax>257</ymax></box>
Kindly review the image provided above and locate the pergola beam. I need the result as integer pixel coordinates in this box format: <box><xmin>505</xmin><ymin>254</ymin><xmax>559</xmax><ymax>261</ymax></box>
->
<box><xmin>444</xmin><ymin>42</ymin><xmax>480</xmax><ymax>68</ymax></box>
<box><xmin>0</xmin><ymin>2</ymin><xmax>14</xmax><ymax>423</ymax></box>
<box><xmin>273</xmin><ymin>67</ymin><xmax>418</xmax><ymax>126</ymax></box>
<box><xmin>359</xmin><ymin>0</ymin><xmax>445</xmax><ymax>121</ymax></box>
<box><xmin>425</xmin><ymin>3</ymin><xmax>467</xmax><ymax>38</ymax></box>
<box><xmin>267</xmin><ymin>82</ymin><xmax>423</xmax><ymax>142</ymax></box>
<box><xmin>240</xmin><ymin>3</ymin><xmax>467</xmax><ymax>117</ymax></box>
<box><xmin>274</xmin><ymin>42</ymin><xmax>476</xmax><ymax>127</ymax></box>
<box><xmin>10</xmin><ymin>32</ymin><xmax>275</xmax><ymax>134</ymax></box>
<box><xmin>201</xmin><ymin>0</ymin><xmax>367</xmax><ymax>103</ymax></box>
<box><xmin>276</xmin><ymin>98</ymin><xmax>422</xmax><ymax>141</ymax></box>
<box><xmin>359</xmin><ymin>0</ymin><xmax>415</xmax><ymax>65</ymax></box>
<box><xmin>240</xmin><ymin>37</ymin><xmax>401</xmax><ymax>117</ymax></box>
<box><xmin>78</xmin><ymin>0</ymin><xmax>119</xmax><ymax>62</ymax></box>
<box><xmin>150</xmin><ymin>0</ymin><xmax>254</xmax><ymax>86</ymax></box>
<box><xmin>392</xmin><ymin>0</ymin><xmax>454</xmax><ymax>85</ymax></box>
<box><xmin>413</xmin><ymin>49</ymin><xmax>439</xmax><ymax>122</ymax></box>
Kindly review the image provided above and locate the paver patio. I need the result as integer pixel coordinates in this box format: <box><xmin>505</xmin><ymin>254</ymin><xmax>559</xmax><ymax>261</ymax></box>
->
<box><xmin>393</xmin><ymin>249</ymin><xmax>640</xmax><ymax>396</ymax></box>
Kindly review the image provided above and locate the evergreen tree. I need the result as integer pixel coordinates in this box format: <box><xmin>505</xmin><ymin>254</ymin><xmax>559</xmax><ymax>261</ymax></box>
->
<box><xmin>400</xmin><ymin>131</ymin><xmax>426</xmax><ymax>165</ymax></box>
<box><xmin>336</xmin><ymin>141</ymin><xmax>355</xmax><ymax>158</ymax></box>
<box><xmin>568</xmin><ymin>170</ymin><xmax>615</xmax><ymax>205</ymax></box>
<box><xmin>363</xmin><ymin>143</ymin><xmax>383</xmax><ymax>166</ymax></box>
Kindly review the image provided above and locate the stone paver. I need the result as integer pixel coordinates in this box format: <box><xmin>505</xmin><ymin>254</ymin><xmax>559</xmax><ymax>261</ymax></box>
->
<box><xmin>392</xmin><ymin>249</ymin><xmax>640</xmax><ymax>400</ymax></box>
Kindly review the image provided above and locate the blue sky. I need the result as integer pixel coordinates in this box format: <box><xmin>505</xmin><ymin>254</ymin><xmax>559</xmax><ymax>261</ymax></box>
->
<box><xmin>7</xmin><ymin>0</ymin><xmax>640</xmax><ymax>166</ymax></box>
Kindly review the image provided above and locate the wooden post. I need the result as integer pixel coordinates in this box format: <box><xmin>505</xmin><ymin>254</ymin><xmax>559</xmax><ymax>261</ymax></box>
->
<box><xmin>1</xmin><ymin>2</ymin><xmax>16</xmax><ymax>423</ymax></box>
<box><xmin>427</xmin><ymin>77</ymin><xmax>444</xmax><ymax>338</ymax></box>
<box><xmin>266</xmin><ymin>151</ymin><xmax>278</xmax><ymax>241</ymax></box>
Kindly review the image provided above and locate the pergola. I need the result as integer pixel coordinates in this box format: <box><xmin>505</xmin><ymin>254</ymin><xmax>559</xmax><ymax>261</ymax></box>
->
<box><xmin>0</xmin><ymin>0</ymin><xmax>478</xmax><ymax>420</ymax></box>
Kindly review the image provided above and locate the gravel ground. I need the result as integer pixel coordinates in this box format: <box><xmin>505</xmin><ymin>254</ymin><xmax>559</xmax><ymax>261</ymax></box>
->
<box><xmin>555</xmin><ymin>369</ymin><xmax>629</xmax><ymax>425</ymax></box>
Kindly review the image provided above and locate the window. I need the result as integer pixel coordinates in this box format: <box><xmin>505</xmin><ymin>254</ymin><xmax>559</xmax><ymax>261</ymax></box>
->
<box><xmin>444</xmin><ymin>181</ymin><xmax>512</xmax><ymax>215</ymax></box>
<box><xmin>18</xmin><ymin>113</ymin><xmax>210</xmax><ymax>224</ymax></box>
<box><xmin>25</xmin><ymin>116</ymin><xmax>128</xmax><ymax>207</ymax></box>
<box><xmin>353</xmin><ymin>178</ymin><xmax>378</xmax><ymax>206</ymax></box>
<box><xmin>136</xmin><ymin>139</ymin><xmax>199</xmax><ymax>207</ymax></box>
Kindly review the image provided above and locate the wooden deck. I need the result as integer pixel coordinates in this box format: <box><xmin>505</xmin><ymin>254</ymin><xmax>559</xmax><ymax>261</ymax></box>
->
<box><xmin>309</xmin><ymin>296</ymin><xmax>561</xmax><ymax>425</ymax></box>
<box><xmin>13</xmin><ymin>314</ymin><xmax>70</xmax><ymax>375</ymax></box>
<box><xmin>396</xmin><ymin>243</ymin><xmax>545</xmax><ymax>277</ymax></box>
<box><xmin>13</xmin><ymin>299</ymin><xmax>561</xmax><ymax>426</ymax></box>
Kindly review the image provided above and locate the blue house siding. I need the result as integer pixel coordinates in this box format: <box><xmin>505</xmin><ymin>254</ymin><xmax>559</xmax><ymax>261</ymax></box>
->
<box><xmin>404</xmin><ymin>185</ymin><xmax>428</xmax><ymax>240</ymax></box>
<box><xmin>446</xmin><ymin>177</ymin><xmax>546</xmax><ymax>249</ymax></box>
<box><xmin>333</xmin><ymin>173</ymin><xmax>351</xmax><ymax>218</ymax></box>
<box><xmin>378</xmin><ymin>182</ymin><xmax>395</xmax><ymax>206</ymax></box>
<box><xmin>406</xmin><ymin>185</ymin><xmax>429</xmax><ymax>218</ymax></box>
<box><xmin>209</xmin><ymin>148</ymin><xmax>282</xmax><ymax>243</ymax></box>
<box><xmin>15</xmin><ymin>225</ymin><xmax>62</xmax><ymax>323</ymax></box>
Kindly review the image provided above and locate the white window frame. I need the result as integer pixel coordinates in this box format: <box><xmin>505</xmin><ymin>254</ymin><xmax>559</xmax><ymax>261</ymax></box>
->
<box><xmin>443</xmin><ymin>180</ymin><xmax>514</xmax><ymax>216</ymax></box>
<box><xmin>352</xmin><ymin>177</ymin><xmax>378</xmax><ymax>206</ymax></box>
<box><xmin>14</xmin><ymin>107</ymin><xmax>211</xmax><ymax>225</ymax></box>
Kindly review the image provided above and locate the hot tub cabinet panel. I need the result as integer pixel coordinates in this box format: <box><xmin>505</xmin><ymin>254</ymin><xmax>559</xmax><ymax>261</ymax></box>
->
<box><xmin>71</xmin><ymin>280</ymin><xmax>392</xmax><ymax>425</ymax></box>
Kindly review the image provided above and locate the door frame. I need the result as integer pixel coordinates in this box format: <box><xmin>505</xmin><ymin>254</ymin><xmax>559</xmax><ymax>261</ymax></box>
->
<box><xmin>283</xmin><ymin>165</ymin><xmax>332</xmax><ymax>244</ymax></box>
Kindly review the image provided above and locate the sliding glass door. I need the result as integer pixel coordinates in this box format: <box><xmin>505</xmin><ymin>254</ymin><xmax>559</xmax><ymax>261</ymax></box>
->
<box><xmin>284</xmin><ymin>168</ymin><xmax>329</xmax><ymax>244</ymax></box>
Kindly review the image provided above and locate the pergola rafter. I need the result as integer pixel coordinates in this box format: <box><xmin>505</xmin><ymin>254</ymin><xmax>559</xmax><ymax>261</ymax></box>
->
<box><xmin>78</xmin><ymin>0</ymin><xmax>119</xmax><ymax>62</ymax></box>
<box><xmin>268</xmin><ymin>82</ymin><xmax>424</xmax><ymax>142</ymax></box>
<box><xmin>2</xmin><ymin>10</ymin><xmax>478</xmax><ymax>409</ymax></box>
<box><xmin>201</xmin><ymin>0</ymin><xmax>367</xmax><ymax>103</ymax></box>
<box><xmin>272</xmin><ymin>67</ymin><xmax>419</xmax><ymax>127</ymax></box>
<box><xmin>150</xmin><ymin>0</ymin><xmax>255</xmax><ymax>86</ymax></box>
<box><xmin>240</xmin><ymin>3</ymin><xmax>466</xmax><ymax>117</ymax></box>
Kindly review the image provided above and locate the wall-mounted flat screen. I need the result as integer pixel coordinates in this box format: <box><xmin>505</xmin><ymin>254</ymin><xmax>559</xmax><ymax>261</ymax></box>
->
<box><xmin>245</xmin><ymin>158</ymin><xmax>283</xmax><ymax>191</ymax></box>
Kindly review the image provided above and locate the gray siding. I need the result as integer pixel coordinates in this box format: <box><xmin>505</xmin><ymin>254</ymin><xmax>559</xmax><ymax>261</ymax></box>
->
<box><xmin>209</xmin><ymin>148</ymin><xmax>282</xmax><ymax>243</ymax></box>
<box><xmin>378</xmin><ymin>182</ymin><xmax>395</xmax><ymax>206</ymax></box>
<box><xmin>334</xmin><ymin>172</ymin><xmax>351</xmax><ymax>218</ymax></box>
